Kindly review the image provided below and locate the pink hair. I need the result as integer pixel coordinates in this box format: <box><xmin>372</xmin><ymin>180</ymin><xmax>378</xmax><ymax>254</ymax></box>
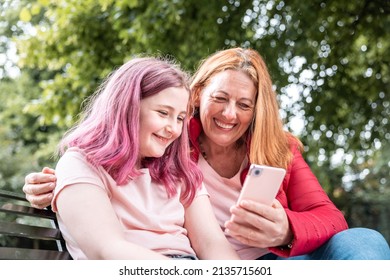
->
<box><xmin>59</xmin><ymin>57</ymin><xmax>203</xmax><ymax>205</ymax></box>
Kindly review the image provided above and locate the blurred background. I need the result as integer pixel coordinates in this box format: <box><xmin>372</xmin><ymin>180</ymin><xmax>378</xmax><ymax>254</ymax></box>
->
<box><xmin>0</xmin><ymin>0</ymin><xmax>389</xmax><ymax>244</ymax></box>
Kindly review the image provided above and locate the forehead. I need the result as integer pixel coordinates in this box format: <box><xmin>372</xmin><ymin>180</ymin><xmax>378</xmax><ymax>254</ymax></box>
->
<box><xmin>141</xmin><ymin>87</ymin><xmax>189</xmax><ymax>111</ymax></box>
<box><xmin>206</xmin><ymin>70</ymin><xmax>257</xmax><ymax>99</ymax></box>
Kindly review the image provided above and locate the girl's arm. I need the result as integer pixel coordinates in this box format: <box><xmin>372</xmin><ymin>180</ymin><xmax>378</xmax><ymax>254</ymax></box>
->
<box><xmin>56</xmin><ymin>183</ymin><xmax>170</xmax><ymax>260</ymax></box>
<box><xmin>184</xmin><ymin>195</ymin><xmax>240</xmax><ymax>260</ymax></box>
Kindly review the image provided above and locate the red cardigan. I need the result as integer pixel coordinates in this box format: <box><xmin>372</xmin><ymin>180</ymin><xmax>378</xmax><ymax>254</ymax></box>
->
<box><xmin>189</xmin><ymin>117</ymin><xmax>348</xmax><ymax>257</ymax></box>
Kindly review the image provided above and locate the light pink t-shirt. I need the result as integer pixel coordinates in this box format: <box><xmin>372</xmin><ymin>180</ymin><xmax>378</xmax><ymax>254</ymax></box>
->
<box><xmin>198</xmin><ymin>155</ymin><xmax>269</xmax><ymax>260</ymax></box>
<box><xmin>52</xmin><ymin>147</ymin><xmax>207</xmax><ymax>260</ymax></box>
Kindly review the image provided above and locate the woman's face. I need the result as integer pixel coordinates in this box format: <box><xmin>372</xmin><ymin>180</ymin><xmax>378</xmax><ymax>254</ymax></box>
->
<box><xmin>197</xmin><ymin>70</ymin><xmax>257</xmax><ymax>147</ymax></box>
<box><xmin>139</xmin><ymin>87</ymin><xmax>188</xmax><ymax>159</ymax></box>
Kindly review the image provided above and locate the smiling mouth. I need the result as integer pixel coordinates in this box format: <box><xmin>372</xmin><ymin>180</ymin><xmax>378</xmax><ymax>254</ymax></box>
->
<box><xmin>214</xmin><ymin>119</ymin><xmax>235</xmax><ymax>130</ymax></box>
<box><xmin>154</xmin><ymin>134</ymin><xmax>171</xmax><ymax>144</ymax></box>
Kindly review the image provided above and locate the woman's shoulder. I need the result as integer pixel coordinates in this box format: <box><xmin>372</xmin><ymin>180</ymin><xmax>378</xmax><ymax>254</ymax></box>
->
<box><xmin>286</xmin><ymin>133</ymin><xmax>304</xmax><ymax>154</ymax></box>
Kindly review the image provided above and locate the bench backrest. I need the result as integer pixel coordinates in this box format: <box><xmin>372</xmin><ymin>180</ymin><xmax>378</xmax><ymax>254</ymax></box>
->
<box><xmin>0</xmin><ymin>189</ymin><xmax>72</xmax><ymax>260</ymax></box>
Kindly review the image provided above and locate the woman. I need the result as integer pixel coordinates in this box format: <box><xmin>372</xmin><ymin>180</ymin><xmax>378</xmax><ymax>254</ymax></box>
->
<box><xmin>23</xmin><ymin>48</ymin><xmax>390</xmax><ymax>259</ymax></box>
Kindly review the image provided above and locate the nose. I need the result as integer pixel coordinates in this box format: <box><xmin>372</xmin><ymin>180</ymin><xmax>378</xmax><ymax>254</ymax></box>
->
<box><xmin>222</xmin><ymin>101</ymin><xmax>237</xmax><ymax>120</ymax></box>
<box><xmin>166</xmin><ymin>120</ymin><xmax>182</xmax><ymax>138</ymax></box>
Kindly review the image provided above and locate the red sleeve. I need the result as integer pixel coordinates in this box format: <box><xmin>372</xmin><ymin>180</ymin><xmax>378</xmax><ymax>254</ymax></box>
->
<box><xmin>269</xmin><ymin>143</ymin><xmax>349</xmax><ymax>257</ymax></box>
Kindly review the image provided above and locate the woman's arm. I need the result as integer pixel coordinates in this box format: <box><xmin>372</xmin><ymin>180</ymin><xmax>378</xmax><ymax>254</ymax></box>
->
<box><xmin>268</xmin><ymin>144</ymin><xmax>348</xmax><ymax>256</ymax></box>
<box><xmin>55</xmin><ymin>183</ymin><xmax>170</xmax><ymax>260</ymax></box>
<box><xmin>184</xmin><ymin>195</ymin><xmax>240</xmax><ymax>260</ymax></box>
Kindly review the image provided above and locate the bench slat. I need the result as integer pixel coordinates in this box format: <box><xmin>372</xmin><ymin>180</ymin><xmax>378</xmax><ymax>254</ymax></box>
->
<box><xmin>0</xmin><ymin>189</ymin><xmax>26</xmax><ymax>201</ymax></box>
<box><xmin>0</xmin><ymin>189</ymin><xmax>72</xmax><ymax>259</ymax></box>
<box><xmin>0</xmin><ymin>202</ymin><xmax>56</xmax><ymax>219</ymax></box>
<box><xmin>0</xmin><ymin>221</ymin><xmax>62</xmax><ymax>240</ymax></box>
<box><xmin>0</xmin><ymin>247</ymin><xmax>71</xmax><ymax>260</ymax></box>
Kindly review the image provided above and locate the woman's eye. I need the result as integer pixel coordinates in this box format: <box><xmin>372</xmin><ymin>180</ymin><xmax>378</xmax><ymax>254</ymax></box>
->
<box><xmin>177</xmin><ymin>116</ymin><xmax>185</xmax><ymax>122</ymax></box>
<box><xmin>239</xmin><ymin>103</ymin><xmax>252</xmax><ymax>110</ymax></box>
<box><xmin>214</xmin><ymin>96</ymin><xmax>227</xmax><ymax>102</ymax></box>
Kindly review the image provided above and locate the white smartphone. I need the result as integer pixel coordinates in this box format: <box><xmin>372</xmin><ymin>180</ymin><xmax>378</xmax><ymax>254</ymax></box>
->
<box><xmin>237</xmin><ymin>164</ymin><xmax>286</xmax><ymax>205</ymax></box>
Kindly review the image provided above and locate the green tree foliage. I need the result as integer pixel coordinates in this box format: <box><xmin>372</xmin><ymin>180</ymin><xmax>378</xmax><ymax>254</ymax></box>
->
<box><xmin>0</xmin><ymin>72</ymin><xmax>60</xmax><ymax>191</ymax></box>
<box><xmin>266</xmin><ymin>1</ymin><xmax>389</xmax><ymax>200</ymax></box>
<box><xmin>15</xmin><ymin>0</ymin><xmax>255</xmax><ymax>128</ymax></box>
<box><xmin>0</xmin><ymin>0</ymin><xmax>63</xmax><ymax>191</ymax></box>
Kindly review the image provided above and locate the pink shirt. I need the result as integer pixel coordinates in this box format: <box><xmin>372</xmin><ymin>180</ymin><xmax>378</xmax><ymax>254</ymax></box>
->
<box><xmin>52</xmin><ymin>148</ymin><xmax>207</xmax><ymax>260</ymax></box>
<box><xmin>198</xmin><ymin>155</ymin><xmax>269</xmax><ymax>259</ymax></box>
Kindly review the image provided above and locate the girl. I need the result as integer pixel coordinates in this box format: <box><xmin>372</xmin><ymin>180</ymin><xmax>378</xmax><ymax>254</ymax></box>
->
<box><xmin>51</xmin><ymin>56</ymin><xmax>240</xmax><ymax>260</ymax></box>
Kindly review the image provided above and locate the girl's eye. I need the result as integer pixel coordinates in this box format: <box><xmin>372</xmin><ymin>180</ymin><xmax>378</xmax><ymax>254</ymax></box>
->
<box><xmin>177</xmin><ymin>115</ymin><xmax>185</xmax><ymax>122</ymax></box>
<box><xmin>158</xmin><ymin>110</ymin><xmax>168</xmax><ymax>116</ymax></box>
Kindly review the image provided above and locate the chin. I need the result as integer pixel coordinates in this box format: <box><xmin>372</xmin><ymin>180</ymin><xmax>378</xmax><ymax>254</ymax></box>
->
<box><xmin>142</xmin><ymin>149</ymin><xmax>165</xmax><ymax>159</ymax></box>
<box><xmin>210</xmin><ymin>136</ymin><xmax>237</xmax><ymax>146</ymax></box>
<box><xmin>151</xmin><ymin>150</ymin><xmax>166</xmax><ymax>158</ymax></box>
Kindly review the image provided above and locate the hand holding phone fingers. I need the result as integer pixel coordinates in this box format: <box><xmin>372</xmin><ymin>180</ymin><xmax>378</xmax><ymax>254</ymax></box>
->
<box><xmin>238</xmin><ymin>199</ymin><xmax>275</xmax><ymax>219</ymax></box>
<box><xmin>229</xmin><ymin>201</ymin><xmax>274</xmax><ymax>229</ymax></box>
<box><xmin>225</xmin><ymin>203</ymin><xmax>272</xmax><ymax>247</ymax></box>
<box><xmin>225</xmin><ymin>219</ymin><xmax>269</xmax><ymax>248</ymax></box>
<box><xmin>238</xmin><ymin>199</ymin><xmax>286</xmax><ymax>224</ymax></box>
<box><xmin>226</xmin><ymin>200</ymin><xmax>292</xmax><ymax>248</ymax></box>
<box><xmin>226</xmin><ymin>217</ymin><xmax>291</xmax><ymax>248</ymax></box>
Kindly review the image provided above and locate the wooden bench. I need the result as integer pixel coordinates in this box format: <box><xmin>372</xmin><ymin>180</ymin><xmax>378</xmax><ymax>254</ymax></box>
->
<box><xmin>0</xmin><ymin>189</ymin><xmax>71</xmax><ymax>260</ymax></box>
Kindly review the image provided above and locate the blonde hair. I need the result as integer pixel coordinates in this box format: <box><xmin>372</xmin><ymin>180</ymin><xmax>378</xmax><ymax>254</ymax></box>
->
<box><xmin>190</xmin><ymin>47</ymin><xmax>302</xmax><ymax>169</ymax></box>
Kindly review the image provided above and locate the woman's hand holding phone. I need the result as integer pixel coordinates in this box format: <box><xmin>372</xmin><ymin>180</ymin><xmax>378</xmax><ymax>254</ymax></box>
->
<box><xmin>224</xmin><ymin>164</ymin><xmax>293</xmax><ymax>248</ymax></box>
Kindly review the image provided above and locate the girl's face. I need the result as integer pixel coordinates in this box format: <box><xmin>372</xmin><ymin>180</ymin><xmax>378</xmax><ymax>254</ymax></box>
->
<box><xmin>139</xmin><ymin>87</ymin><xmax>189</xmax><ymax>159</ymax></box>
<box><xmin>197</xmin><ymin>70</ymin><xmax>257</xmax><ymax>148</ymax></box>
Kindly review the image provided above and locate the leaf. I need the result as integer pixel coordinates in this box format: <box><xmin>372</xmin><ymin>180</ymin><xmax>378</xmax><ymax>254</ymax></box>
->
<box><xmin>19</xmin><ymin>7</ymin><xmax>32</xmax><ymax>22</ymax></box>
